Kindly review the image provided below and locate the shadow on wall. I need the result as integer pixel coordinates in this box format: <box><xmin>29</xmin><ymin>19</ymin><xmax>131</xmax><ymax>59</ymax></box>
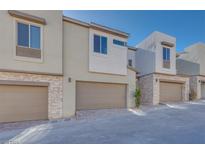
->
<box><xmin>176</xmin><ymin>59</ymin><xmax>200</xmax><ymax>76</ymax></box>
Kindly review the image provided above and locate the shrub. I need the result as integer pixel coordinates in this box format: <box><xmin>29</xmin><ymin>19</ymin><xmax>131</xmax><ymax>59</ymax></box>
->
<box><xmin>190</xmin><ymin>89</ymin><xmax>197</xmax><ymax>100</ymax></box>
<box><xmin>134</xmin><ymin>88</ymin><xmax>141</xmax><ymax>108</ymax></box>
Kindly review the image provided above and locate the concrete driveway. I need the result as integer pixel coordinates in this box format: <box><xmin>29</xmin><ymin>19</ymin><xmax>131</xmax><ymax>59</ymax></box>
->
<box><xmin>1</xmin><ymin>100</ymin><xmax>205</xmax><ymax>144</ymax></box>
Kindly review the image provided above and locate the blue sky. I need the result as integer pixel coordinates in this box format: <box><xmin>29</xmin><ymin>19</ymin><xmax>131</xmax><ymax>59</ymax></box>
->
<box><xmin>63</xmin><ymin>10</ymin><xmax>205</xmax><ymax>52</ymax></box>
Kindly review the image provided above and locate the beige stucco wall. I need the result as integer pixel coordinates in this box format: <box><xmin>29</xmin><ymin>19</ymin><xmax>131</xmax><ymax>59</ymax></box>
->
<box><xmin>179</xmin><ymin>43</ymin><xmax>205</xmax><ymax>76</ymax></box>
<box><xmin>0</xmin><ymin>71</ymin><xmax>63</xmax><ymax>119</ymax></box>
<box><xmin>63</xmin><ymin>21</ymin><xmax>136</xmax><ymax>117</ymax></box>
<box><xmin>139</xmin><ymin>73</ymin><xmax>189</xmax><ymax>105</ymax></box>
<box><xmin>0</xmin><ymin>10</ymin><xmax>63</xmax><ymax>75</ymax></box>
<box><xmin>127</xmin><ymin>69</ymin><xmax>137</xmax><ymax>108</ymax></box>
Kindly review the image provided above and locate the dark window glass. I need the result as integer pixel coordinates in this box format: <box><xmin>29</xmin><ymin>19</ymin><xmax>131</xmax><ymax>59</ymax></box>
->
<box><xmin>167</xmin><ymin>48</ymin><xmax>170</xmax><ymax>60</ymax></box>
<box><xmin>113</xmin><ymin>39</ymin><xmax>126</xmax><ymax>46</ymax></box>
<box><xmin>30</xmin><ymin>25</ymin><xmax>40</xmax><ymax>49</ymax></box>
<box><xmin>93</xmin><ymin>35</ymin><xmax>107</xmax><ymax>54</ymax></box>
<box><xmin>94</xmin><ymin>35</ymin><xmax>100</xmax><ymax>53</ymax></box>
<box><xmin>101</xmin><ymin>36</ymin><xmax>107</xmax><ymax>54</ymax></box>
<box><xmin>17</xmin><ymin>23</ymin><xmax>29</xmax><ymax>47</ymax></box>
<box><xmin>163</xmin><ymin>47</ymin><xmax>167</xmax><ymax>60</ymax></box>
<box><xmin>163</xmin><ymin>47</ymin><xmax>171</xmax><ymax>61</ymax></box>
<box><xmin>128</xmin><ymin>59</ymin><xmax>132</xmax><ymax>66</ymax></box>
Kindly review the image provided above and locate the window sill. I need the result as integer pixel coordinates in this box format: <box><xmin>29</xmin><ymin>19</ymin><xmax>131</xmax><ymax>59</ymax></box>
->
<box><xmin>15</xmin><ymin>46</ymin><xmax>43</xmax><ymax>63</ymax></box>
<box><xmin>113</xmin><ymin>44</ymin><xmax>127</xmax><ymax>49</ymax></box>
<box><xmin>14</xmin><ymin>55</ymin><xmax>43</xmax><ymax>63</ymax></box>
<box><xmin>92</xmin><ymin>52</ymin><xmax>108</xmax><ymax>58</ymax></box>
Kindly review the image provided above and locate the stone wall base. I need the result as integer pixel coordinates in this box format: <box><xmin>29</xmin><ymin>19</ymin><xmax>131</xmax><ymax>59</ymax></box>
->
<box><xmin>190</xmin><ymin>75</ymin><xmax>205</xmax><ymax>100</ymax></box>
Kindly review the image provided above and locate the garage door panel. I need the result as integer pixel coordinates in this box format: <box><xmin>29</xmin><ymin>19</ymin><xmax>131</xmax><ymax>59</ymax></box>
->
<box><xmin>160</xmin><ymin>82</ymin><xmax>182</xmax><ymax>102</ymax></box>
<box><xmin>76</xmin><ymin>82</ymin><xmax>126</xmax><ymax>110</ymax></box>
<box><xmin>0</xmin><ymin>85</ymin><xmax>48</xmax><ymax>123</ymax></box>
<box><xmin>201</xmin><ymin>82</ymin><xmax>205</xmax><ymax>99</ymax></box>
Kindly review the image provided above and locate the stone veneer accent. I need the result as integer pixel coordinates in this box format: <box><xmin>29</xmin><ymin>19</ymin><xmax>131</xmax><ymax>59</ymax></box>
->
<box><xmin>139</xmin><ymin>73</ymin><xmax>189</xmax><ymax>105</ymax></box>
<box><xmin>0</xmin><ymin>71</ymin><xmax>63</xmax><ymax>119</ymax></box>
<box><xmin>138</xmin><ymin>74</ymin><xmax>154</xmax><ymax>105</ymax></box>
<box><xmin>190</xmin><ymin>75</ymin><xmax>205</xmax><ymax>100</ymax></box>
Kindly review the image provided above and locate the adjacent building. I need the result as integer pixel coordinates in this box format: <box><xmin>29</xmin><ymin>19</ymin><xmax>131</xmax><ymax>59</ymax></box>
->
<box><xmin>177</xmin><ymin>42</ymin><xmax>205</xmax><ymax>100</ymax></box>
<box><xmin>128</xmin><ymin>31</ymin><xmax>189</xmax><ymax>105</ymax></box>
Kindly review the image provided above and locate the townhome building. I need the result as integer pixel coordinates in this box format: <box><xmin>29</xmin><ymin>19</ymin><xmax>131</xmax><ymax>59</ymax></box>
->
<box><xmin>0</xmin><ymin>10</ymin><xmax>63</xmax><ymax>123</ymax></box>
<box><xmin>177</xmin><ymin>42</ymin><xmax>205</xmax><ymax>100</ymax></box>
<box><xmin>0</xmin><ymin>10</ymin><xmax>137</xmax><ymax>123</ymax></box>
<box><xmin>128</xmin><ymin>31</ymin><xmax>189</xmax><ymax>105</ymax></box>
<box><xmin>62</xmin><ymin>16</ymin><xmax>136</xmax><ymax>118</ymax></box>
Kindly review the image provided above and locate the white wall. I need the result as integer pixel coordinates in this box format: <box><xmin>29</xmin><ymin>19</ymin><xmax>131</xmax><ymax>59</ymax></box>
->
<box><xmin>89</xmin><ymin>29</ymin><xmax>127</xmax><ymax>75</ymax></box>
<box><xmin>137</xmin><ymin>33</ymin><xmax>157</xmax><ymax>52</ymax></box>
<box><xmin>134</xmin><ymin>48</ymin><xmax>155</xmax><ymax>76</ymax></box>
<box><xmin>179</xmin><ymin>43</ymin><xmax>205</xmax><ymax>76</ymax></box>
<box><xmin>176</xmin><ymin>58</ymin><xmax>200</xmax><ymax>76</ymax></box>
<box><xmin>136</xmin><ymin>31</ymin><xmax>176</xmax><ymax>75</ymax></box>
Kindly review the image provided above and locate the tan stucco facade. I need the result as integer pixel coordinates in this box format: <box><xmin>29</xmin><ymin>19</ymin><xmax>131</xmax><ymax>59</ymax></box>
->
<box><xmin>0</xmin><ymin>11</ymin><xmax>63</xmax><ymax>75</ymax></box>
<box><xmin>0</xmin><ymin>11</ymin><xmax>64</xmax><ymax>122</ymax></box>
<box><xmin>63</xmin><ymin>21</ymin><xmax>136</xmax><ymax>118</ymax></box>
<box><xmin>0</xmin><ymin>11</ymin><xmax>137</xmax><ymax>122</ymax></box>
<box><xmin>139</xmin><ymin>73</ymin><xmax>189</xmax><ymax>105</ymax></box>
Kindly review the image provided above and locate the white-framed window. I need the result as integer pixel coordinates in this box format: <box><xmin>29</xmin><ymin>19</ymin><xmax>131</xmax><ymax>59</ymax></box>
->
<box><xmin>93</xmin><ymin>34</ymin><xmax>107</xmax><ymax>55</ymax></box>
<box><xmin>14</xmin><ymin>19</ymin><xmax>44</xmax><ymax>62</ymax></box>
<box><xmin>163</xmin><ymin>47</ymin><xmax>170</xmax><ymax>61</ymax></box>
<box><xmin>113</xmin><ymin>39</ymin><xmax>127</xmax><ymax>47</ymax></box>
<box><xmin>17</xmin><ymin>21</ymin><xmax>41</xmax><ymax>50</ymax></box>
<box><xmin>162</xmin><ymin>47</ymin><xmax>171</xmax><ymax>69</ymax></box>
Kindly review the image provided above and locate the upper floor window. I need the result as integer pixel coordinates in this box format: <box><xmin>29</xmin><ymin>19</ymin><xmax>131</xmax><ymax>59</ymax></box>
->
<box><xmin>15</xmin><ymin>21</ymin><xmax>42</xmax><ymax>61</ymax></box>
<box><xmin>17</xmin><ymin>22</ymin><xmax>41</xmax><ymax>49</ymax></box>
<box><xmin>94</xmin><ymin>34</ymin><xmax>107</xmax><ymax>54</ymax></box>
<box><xmin>113</xmin><ymin>39</ymin><xmax>127</xmax><ymax>47</ymax></box>
<box><xmin>128</xmin><ymin>59</ymin><xmax>132</xmax><ymax>67</ymax></box>
<box><xmin>163</xmin><ymin>47</ymin><xmax>171</xmax><ymax>68</ymax></box>
<box><xmin>163</xmin><ymin>47</ymin><xmax>170</xmax><ymax>60</ymax></box>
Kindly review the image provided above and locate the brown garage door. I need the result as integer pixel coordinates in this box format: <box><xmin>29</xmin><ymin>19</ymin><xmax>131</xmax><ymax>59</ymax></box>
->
<box><xmin>0</xmin><ymin>85</ymin><xmax>48</xmax><ymax>123</ymax></box>
<box><xmin>160</xmin><ymin>81</ymin><xmax>182</xmax><ymax>102</ymax></box>
<box><xmin>76</xmin><ymin>82</ymin><xmax>126</xmax><ymax>110</ymax></box>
